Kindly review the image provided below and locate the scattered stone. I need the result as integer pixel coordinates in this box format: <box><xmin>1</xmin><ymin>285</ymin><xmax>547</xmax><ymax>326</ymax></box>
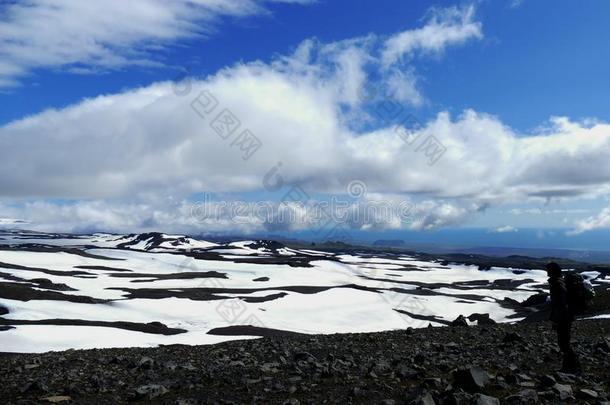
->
<box><xmin>468</xmin><ymin>313</ymin><xmax>496</xmax><ymax>325</ymax></box>
<box><xmin>474</xmin><ymin>394</ymin><xmax>500</xmax><ymax>405</ymax></box>
<box><xmin>552</xmin><ymin>383</ymin><xmax>573</xmax><ymax>400</ymax></box>
<box><xmin>504</xmin><ymin>389</ymin><xmax>538</xmax><ymax>404</ymax></box>
<box><xmin>451</xmin><ymin>315</ymin><xmax>469</xmax><ymax>327</ymax></box>
<box><xmin>40</xmin><ymin>396</ymin><xmax>72</xmax><ymax>403</ymax></box>
<box><xmin>408</xmin><ymin>391</ymin><xmax>435</xmax><ymax>405</ymax></box>
<box><xmin>21</xmin><ymin>380</ymin><xmax>48</xmax><ymax>394</ymax></box>
<box><xmin>453</xmin><ymin>366</ymin><xmax>490</xmax><ymax>392</ymax></box>
<box><xmin>132</xmin><ymin>384</ymin><xmax>168</xmax><ymax>400</ymax></box>
<box><xmin>596</xmin><ymin>338</ymin><xmax>610</xmax><ymax>353</ymax></box>
<box><xmin>577</xmin><ymin>388</ymin><xmax>598</xmax><ymax>399</ymax></box>
<box><xmin>539</xmin><ymin>374</ymin><xmax>556</xmax><ymax>388</ymax></box>
<box><xmin>502</xmin><ymin>332</ymin><xmax>524</xmax><ymax>343</ymax></box>
<box><xmin>520</xmin><ymin>293</ymin><xmax>548</xmax><ymax>307</ymax></box>
<box><xmin>137</xmin><ymin>356</ymin><xmax>154</xmax><ymax>369</ymax></box>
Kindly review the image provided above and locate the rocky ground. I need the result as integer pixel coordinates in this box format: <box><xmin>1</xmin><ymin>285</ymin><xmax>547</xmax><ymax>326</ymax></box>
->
<box><xmin>0</xmin><ymin>319</ymin><xmax>609</xmax><ymax>404</ymax></box>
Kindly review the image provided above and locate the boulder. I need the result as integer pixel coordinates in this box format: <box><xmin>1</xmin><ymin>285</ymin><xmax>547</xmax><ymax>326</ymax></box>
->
<box><xmin>450</xmin><ymin>315</ymin><xmax>469</xmax><ymax>327</ymax></box>
<box><xmin>136</xmin><ymin>356</ymin><xmax>154</xmax><ymax>369</ymax></box>
<box><xmin>577</xmin><ymin>388</ymin><xmax>598</xmax><ymax>400</ymax></box>
<box><xmin>453</xmin><ymin>366</ymin><xmax>490</xmax><ymax>392</ymax></box>
<box><xmin>133</xmin><ymin>384</ymin><xmax>168</xmax><ymax>400</ymax></box>
<box><xmin>520</xmin><ymin>293</ymin><xmax>548</xmax><ymax>307</ymax></box>
<box><xmin>474</xmin><ymin>394</ymin><xmax>500</xmax><ymax>405</ymax></box>
<box><xmin>467</xmin><ymin>313</ymin><xmax>496</xmax><ymax>325</ymax></box>
<box><xmin>502</xmin><ymin>332</ymin><xmax>524</xmax><ymax>343</ymax></box>
<box><xmin>504</xmin><ymin>389</ymin><xmax>539</xmax><ymax>404</ymax></box>
<box><xmin>552</xmin><ymin>383</ymin><xmax>573</xmax><ymax>400</ymax></box>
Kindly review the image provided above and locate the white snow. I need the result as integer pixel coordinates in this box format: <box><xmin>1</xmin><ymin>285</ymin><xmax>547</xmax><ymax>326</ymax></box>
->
<box><xmin>0</xmin><ymin>230</ymin><xmax>602</xmax><ymax>353</ymax></box>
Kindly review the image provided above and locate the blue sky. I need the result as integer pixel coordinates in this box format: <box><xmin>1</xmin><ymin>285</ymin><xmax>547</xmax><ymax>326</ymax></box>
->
<box><xmin>1</xmin><ymin>0</ymin><xmax>610</xmax><ymax>249</ymax></box>
<box><xmin>3</xmin><ymin>0</ymin><xmax>610</xmax><ymax>131</ymax></box>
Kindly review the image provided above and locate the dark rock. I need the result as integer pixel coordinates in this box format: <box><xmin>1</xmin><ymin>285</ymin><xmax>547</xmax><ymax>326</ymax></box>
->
<box><xmin>467</xmin><ymin>313</ymin><xmax>496</xmax><ymax>325</ymax></box>
<box><xmin>137</xmin><ymin>356</ymin><xmax>154</xmax><ymax>369</ymax></box>
<box><xmin>596</xmin><ymin>338</ymin><xmax>610</xmax><ymax>353</ymax></box>
<box><xmin>473</xmin><ymin>394</ymin><xmax>499</xmax><ymax>405</ymax></box>
<box><xmin>502</xmin><ymin>332</ymin><xmax>524</xmax><ymax>343</ymax></box>
<box><xmin>396</xmin><ymin>364</ymin><xmax>419</xmax><ymax>379</ymax></box>
<box><xmin>520</xmin><ymin>293</ymin><xmax>548</xmax><ymax>307</ymax></box>
<box><xmin>253</xmin><ymin>277</ymin><xmax>270</xmax><ymax>282</ymax></box>
<box><xmin>408</xmin><ymin>391</ymin><xmax>435</xmax><ymax>405</ymax></box>
<box><xmin>450</xmin><ymin>315</ymin><xmax>469</xmax><ymax>327</ymax></box>
<box><xmin>538</xmin><ymin>374</ymin><xmax>556</xmax><ymax>388</ymax></box>
<box><xmin>441</xmin><ymin>391</ymin><xmax>473</xmax><ymax>405</ymax></box>
<box><xmin>40</xmin><ymin>395</ymin><xmax>72</xmax><ymax>403</ymax></box>
<box><xmin>577</xmin><ymin>388</ymin><xmax>598</xmax><ymax>399</ymax></box>
<box><xmin>21</xmin><ymin>379</ymin><xmax>49</xmax><ymax>394</ymax></box>
<box><xmin>504</xmin><ymin>389</ymin><xmax>538</xmax><ymax>404</ymax></box>
<box><xmin>453</xmin><ymin>366</ymin><xmax>490</xmax><ymax>392</ymax></box>
<box><xmin>293</xmin><ymin>351</ymin><xmax>316</xmax><ymax>362</ymax></box>
<box><xmin>132</xmin><ymin>384</ymin><xmax>168</xmax><ymax>400</ymax></box>
<box><xmin>552</xmin><ymin>383</ymin><xmax>573</xmax><ymax>400</ymax></box>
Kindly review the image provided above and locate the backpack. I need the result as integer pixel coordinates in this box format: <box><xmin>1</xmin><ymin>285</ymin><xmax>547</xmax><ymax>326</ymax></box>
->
<box><xmin>564</xmin><ymin>272</ymin><xmax>596</xmax><ymax>314</ymax></box>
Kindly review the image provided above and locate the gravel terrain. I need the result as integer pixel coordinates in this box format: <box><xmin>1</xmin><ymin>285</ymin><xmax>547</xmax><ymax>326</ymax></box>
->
<box><xmin>1</xmin><ymin>319</ymin><xmax>609</xmax><ymax>404</ymax></box>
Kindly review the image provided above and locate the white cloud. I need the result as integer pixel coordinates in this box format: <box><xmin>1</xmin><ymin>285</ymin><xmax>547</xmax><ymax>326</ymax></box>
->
<box><xmin>569</xmin><ymin>207</ymin><xmax>610</xmax><ymax>235</ymax></box>
<box><xmin>381</xmin><ymin>4</ymin><xmax>483</xmax><ymax>66</ymax></box>
<box><xmin>0</xmin><ymin>0</ymin><xmax>312</xmax><ymax>88</ymax></box>
<box><xmin>386</xmin><ymin>68</ymin><xmax>424</xmax><ymax>106</ymax></box>
<box><xmin>2</xmin><ymin>60</ymin><xmax>610</xmax><ymax>233</ymax></box>
<box><xmin>1</xmin><ymin>3</ymin><xmax>608</xmax><ymax>234</ymax></box>
<box><xmin>493</xmin><ymin>225</ymin><xmax>518</xmax><ymax>233</ymax></box>
<box><xmin>510</xmin><ymin>0</ymin><xmax>525</xmax><ymax>9</ymax></box>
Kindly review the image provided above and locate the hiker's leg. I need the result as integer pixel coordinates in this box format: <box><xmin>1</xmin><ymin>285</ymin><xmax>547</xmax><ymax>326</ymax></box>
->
<box><xmin>557</xmin><ymin>322</ymin><xmax>578</xmax><ymax>371</ymax></box>
<box><xmin>568</xmin><ymin>322</ymin><xmax>581</xmax><ymax>371</ymax></box>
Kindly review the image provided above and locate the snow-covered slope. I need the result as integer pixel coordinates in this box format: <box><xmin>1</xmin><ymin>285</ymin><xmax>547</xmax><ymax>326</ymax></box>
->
<box><xmin>0</xmin><ymin>230</ymin><xmax>605</xmax><ymax>353</ymax></box>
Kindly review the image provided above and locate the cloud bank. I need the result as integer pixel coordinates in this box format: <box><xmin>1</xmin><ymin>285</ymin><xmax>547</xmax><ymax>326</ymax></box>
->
<box><xmin>1</xmin><ymin>3</ymin><xmax>609</xmax><ymax>235</ymax></box>
<box><xmin>0</xmin><ymin>0</ymin><xmax>312</xmax><ymax>87</ymax></box>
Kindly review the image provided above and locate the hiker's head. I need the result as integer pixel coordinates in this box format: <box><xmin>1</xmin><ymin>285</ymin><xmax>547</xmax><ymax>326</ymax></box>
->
<box><xmin>546</xmin><ymin>262</ymin><xmax>562</xmax><ymax>278</ymax></box>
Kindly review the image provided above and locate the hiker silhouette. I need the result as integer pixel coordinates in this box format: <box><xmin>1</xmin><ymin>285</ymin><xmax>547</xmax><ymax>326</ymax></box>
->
<box><xmin>546</xmin><ymin>262</ymin><xmax>581</xmax><ymax>373</ymax></box>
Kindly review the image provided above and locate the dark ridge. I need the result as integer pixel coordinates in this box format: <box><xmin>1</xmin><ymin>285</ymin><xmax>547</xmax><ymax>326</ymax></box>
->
<box><xmin>115</xmin><ymin>232</ymin><xmax>208</xmax><ymax>251</ymax></box>
<box><xmin>0</xmin><ymin>244</ymin><xmax>123</xmax><ymax>261</ymax></box>
<box><xmin>0</xmin><ymin>318</ymin><xmax>186</xmax><ymax>335</ymax></box>
<box><xmin>74</xmin><ymin>265</ymin><xmax>133</xmax><ymax>272</ymax></box>
<box><xmin>0</xmin><ymin>271</ymin><xmax>76</xmax><ymax>291</ymax></box>
<box><xmin>239</xmin><ymin>292</ymin><xmax>288</xmax><ymax>303</ymax></box>
<box><xmin>207</xmin><ymin>325</ymin><xmax>306</xmax><ymax>338</ymax></box>
<box><xmin>109</xmin><ymin>284</ymin><xmax>381</xmax><ymax>301</ymax></box>
<box><xmin>115</xmin><ymin>232</ymin><xmax>168</xmax><ymax>250</ymax></box>
<box><xmin>393</xmin><ymin>309</ymin><xmax>451</xmax><ymax>326</ymax></box>
<box><xmin>244</xmin><ymin>240</ymin><xmax>286</xmax><ymax>252</ymax></box>
<box><xmin>0</xmin><ymin>282</ymin><xmax>106</xmax><ymax>303</ymax></box>
<box><xmin>357</xmin><ymin>273</ymin><xmax>543</xmax><ymax>293</ymax></box>
<box><xmin>0</xmin><ymin>261</ymin><xmax>94</xmax><ymax>277</ymax></box>
<box><xmin>108</xmin><ymin>271</ymin><xmax>228</xmax><ymax>281</ymax></box>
